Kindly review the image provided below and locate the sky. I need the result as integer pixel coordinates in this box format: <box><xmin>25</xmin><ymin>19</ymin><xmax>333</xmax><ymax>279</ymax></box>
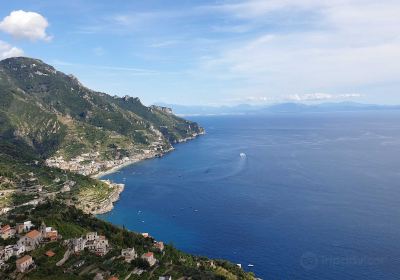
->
<box><xmin>0</xmin><ymin>0</ymin><xmax>399</xmax><ymax>106</ymax></box>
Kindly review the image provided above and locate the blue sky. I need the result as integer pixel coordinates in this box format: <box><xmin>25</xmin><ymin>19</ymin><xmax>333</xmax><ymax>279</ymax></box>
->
<box><xmin>0</xmin><ymin>0</ymin><xmax>399</xmax><ymax>105</ymax></box>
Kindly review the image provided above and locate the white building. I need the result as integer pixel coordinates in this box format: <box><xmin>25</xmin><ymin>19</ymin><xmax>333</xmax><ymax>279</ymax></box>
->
<box><xmin>16</xmin><ymin>221</ymin><xmax>34</xmax><ymax>234</ymax></box>
<box><xmin>121</xmin><ymin>247</ymin><xmax>137</xmax><ymax>262</ymax></box>
<box><xmin>71</xmin><ymin>232</ymin><xmax>109</xmax><ymax>256</ymax></box>
<box><xmin>72</xmin><ymin>237</ymin><xmax>86</xmax><ymax>253</ymax></box>
<box><xmin>86</xmin><ymin>232</ymin><xmax>98</xmax><ymax>241</ymax></box>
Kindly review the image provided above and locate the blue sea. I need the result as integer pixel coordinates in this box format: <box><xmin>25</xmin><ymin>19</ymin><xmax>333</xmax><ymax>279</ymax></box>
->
<box><xmin>99</xmin><ymin>112</ymin><xmax>400</xmax><ymax>279</ymax></box>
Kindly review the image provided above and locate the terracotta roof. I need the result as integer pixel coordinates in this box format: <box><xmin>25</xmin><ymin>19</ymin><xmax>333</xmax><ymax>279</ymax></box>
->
<box><xmin>108</xmin><ymin>277</ymin><xmax>118</xmax><ymax>280</ymax></box>
<box><xmin>26</xmin><ymin>230</ymin><xmax>41</xmax><ymax>239</ymax></box>
<box><xmin>45</xmin><ymin>250</ymin><xmax>56</xmax><ymax>257</ymax></box>
<box><xmin>1</xmin><ymin>225</ymin><xmax>10</xmax><ymax>231</ymax></box>
<box><xmin>144</xmin><ymin>252</ymin><xmax>153</xmax><ymax>258</ymax></box>
<box><xmin>16</xmin><ymin>255</ymin><xmax>32</xmax><ymax>265</ymax></box>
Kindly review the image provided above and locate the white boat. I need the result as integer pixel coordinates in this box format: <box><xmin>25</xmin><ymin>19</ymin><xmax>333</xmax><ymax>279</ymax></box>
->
<box><xmin>248</xmin><ymin>264</ymin><xmax>254</xmax><ymax>267</ymax></box>
<box><xmin>240</xmin><ymin>152</ymin><xmax>246</xmax><ymax>158</ymax></box>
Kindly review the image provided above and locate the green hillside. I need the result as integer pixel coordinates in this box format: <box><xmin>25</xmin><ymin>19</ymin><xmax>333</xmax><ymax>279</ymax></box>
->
<box><xmin>0</xmin><ymin>56</ymin><xmax>204</xmax><ymax>212</ymax></box>
<box><xmin>0</xmin><ymin>57</ymin><xmax>203</xmax><ymax>160</ymax></box>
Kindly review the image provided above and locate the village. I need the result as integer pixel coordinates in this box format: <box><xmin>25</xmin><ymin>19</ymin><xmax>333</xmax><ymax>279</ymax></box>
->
<box><xmin>45</xmin><ymin>144</ymin><xmax>167</xmax><ymax>177</ymax></box>
<box><xmin>0</xmin><ymin>221</ymin><xmax>171</xmax><ymax>280</ymax></box>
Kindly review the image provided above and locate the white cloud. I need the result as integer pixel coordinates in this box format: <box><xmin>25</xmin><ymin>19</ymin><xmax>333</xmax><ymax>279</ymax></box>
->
<box><xmin>0</xmin><ymin>10</ymin><xmax>51</xmax><ymax>41</ymax></box>
<box><xmin>198</xmin><ymin>0</ymin><xmax>400</xmax><ymax>102</ymax></box>
<box><xmin>206</xmin><ymin>0</ymin><xmax>325</xmax><ymax>18</ymax></box>
<box><xmin>0</xmin><ymin>41</ymin><xmax>24</xmax><ymax>60</ymax></box>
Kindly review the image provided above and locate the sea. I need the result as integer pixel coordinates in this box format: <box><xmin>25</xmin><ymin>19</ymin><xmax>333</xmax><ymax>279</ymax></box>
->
<box><xmin>99</xmin><ymin>111</ymin><xmax>400</xmax><ymax>279</ymax></box>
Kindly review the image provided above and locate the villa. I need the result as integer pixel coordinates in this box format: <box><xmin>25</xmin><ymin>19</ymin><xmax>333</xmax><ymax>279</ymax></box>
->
<box><xmin>0</xmin><ymin>224</ymin><xmax>15</xmax><ymax>239</ymax></box>
<box><xmin>18</xmin><ymin>230</ymin><xmax>42</xmax><ymax>251</ymax></box>
<box><xmin>121</xmin><ymin>247</ymin><xmax>137</xmax><ymax>262</ymax></box>
<box><xmin>141</xmin><ymin>252</ymin><xmax>156</xmax><ymax>267</ymax></box>
<box><xmin>69</xmin><ymin>232</ymin><xmax>109</xmax><ymax>256</ymax></box>
<box><xmin>16</xmin><ymin>255</ymin><xmax>34</xmax><ymax>272</ymax></box>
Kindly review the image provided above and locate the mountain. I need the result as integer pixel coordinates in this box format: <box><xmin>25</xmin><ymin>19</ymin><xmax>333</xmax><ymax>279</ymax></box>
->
<box><xmin>0</xmin><ymin>57</ymin><xmax>203</xmax><ymax>161</ymax></box>
<box><xmin>0</xmin><ymin>57</ymin><xmax>255</xmax><ymax>279</ymax></box>
<box><xmin>159</xmin><ymin>102</ymin><xmax>400</xmax><ymax>116</ymax></box>
<box><xmin>0</xmin><ymin>57</ymin><xmax>204</xmax><ymax>213</ymax></box>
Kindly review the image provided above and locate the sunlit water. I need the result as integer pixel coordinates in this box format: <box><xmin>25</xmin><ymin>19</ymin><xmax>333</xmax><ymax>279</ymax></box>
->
<box><xmin>99</xmin><ymin>112</ymin><xmax>400</xmax><ymax>279</ymax></box>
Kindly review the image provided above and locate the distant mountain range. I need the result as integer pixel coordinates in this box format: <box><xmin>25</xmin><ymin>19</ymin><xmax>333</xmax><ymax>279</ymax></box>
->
<box><xmin>156</xmin><ymin>102</ymin><xmax>400</xmax><ymax>116</ymax></box>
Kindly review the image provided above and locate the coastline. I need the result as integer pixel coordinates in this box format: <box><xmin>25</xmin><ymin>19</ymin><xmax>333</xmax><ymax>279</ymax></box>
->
<box><xmin>91</xmin><ymin>146</ymin><xmax>175</xmax><ymax>179</ymax></box>
<box><xmin>89</xmin><ymin>132</ymin><xmax>205</xmax><ymax>214</ymax></box>
<box><xmin>90</xmin><ymin>182</ymin><xmax>125</xmax><ymax>215</ymax></box>
<box><xmin>91</xmin><ymin>155</ymin><xmax>154</xmax><ymax>179</ymax></box>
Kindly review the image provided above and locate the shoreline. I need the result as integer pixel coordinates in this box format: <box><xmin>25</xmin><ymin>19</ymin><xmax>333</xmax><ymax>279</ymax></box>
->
<box><xmin>91</xmin><ymin>146</ymin><xmax>175</xmax><ymax>179</ymax></box>
<box><xmin>89</xmin><ymin>132</ymin><xmax>204</xmax><ymax>214</ymax></box>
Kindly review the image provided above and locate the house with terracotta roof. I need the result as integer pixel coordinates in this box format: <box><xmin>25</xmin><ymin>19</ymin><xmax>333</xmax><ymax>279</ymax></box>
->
<box><xmin>18</xmin><ymin>230</ymin><xmax>42</xmax><ymax>251</ymax></box>
<box><xmin>16</xmin><ymin>255</ymin><xmax>34</xmax><ymax>272</ymax></box>
<box><xmin>0</xmin><ymin>224</ymin><xmax>15</xmax><ymax>239</ymax></box>
<box><xmin>141</xmin><ymin>252</ymin><xmax>156</xmax><ymax>266</ymax></box>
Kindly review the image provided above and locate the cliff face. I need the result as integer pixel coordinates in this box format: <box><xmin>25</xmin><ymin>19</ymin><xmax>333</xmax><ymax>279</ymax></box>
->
<box><xmin>0</xmin><ymin>57</ymin><xmax>204</xmax><ymax>161</ymax></box>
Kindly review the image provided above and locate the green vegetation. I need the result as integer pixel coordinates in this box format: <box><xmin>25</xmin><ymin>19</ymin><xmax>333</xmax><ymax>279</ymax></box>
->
<box><xmin>0</xmin><ymin>201</ymin><xmax>255</xmax><ymax>279</ymax></box>
<box><xmin>0</xmin><ymin>57</ymin><xmax>204</xmax><ymax>160</ymax></box>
